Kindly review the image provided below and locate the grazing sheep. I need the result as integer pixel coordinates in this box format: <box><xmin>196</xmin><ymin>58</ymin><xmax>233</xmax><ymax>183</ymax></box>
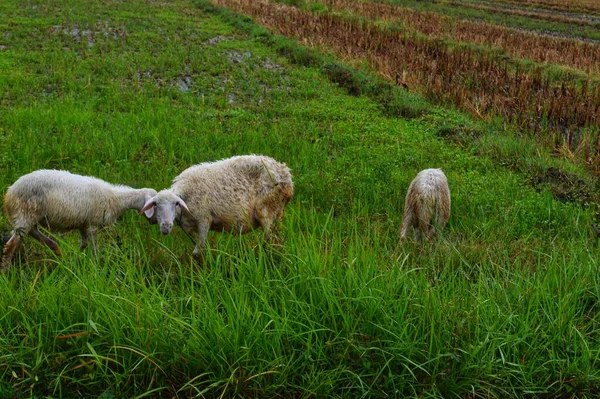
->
<box><xmin>400</xmin><ymin>168</ymin><xmax>450</xmax><ymax>242</ymax></box>
<box><xmin>1</xmin><ymin>170</ymin><xmax>157</xmax><ymax>268</ymax></box>
<box><xmin>141</xmin><ymin>155</ymin><xmax>294</xmax><ymax>258</ymax></box>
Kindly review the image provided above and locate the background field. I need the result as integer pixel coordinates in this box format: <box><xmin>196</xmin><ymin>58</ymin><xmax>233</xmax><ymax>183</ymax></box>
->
<box><xmin>0</xmin><ymin>0</ymin><xmax>599</xmax><ymax>397</ymax></box>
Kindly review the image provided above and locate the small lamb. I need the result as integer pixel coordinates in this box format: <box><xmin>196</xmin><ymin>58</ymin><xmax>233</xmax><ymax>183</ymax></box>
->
<box><xmin>400</xmin><ymin>168</ymin><xmax>451</xmax><ymax>242</ymax></box>
<box><xmin>141</xmin><ymin>155</ymin><xmax>294</xmax><ymax>258</ymax></box>
<box><xmin>1</xmin><ymin>170</ymin><xmax>157</xmax><ymax>268</ymax></box>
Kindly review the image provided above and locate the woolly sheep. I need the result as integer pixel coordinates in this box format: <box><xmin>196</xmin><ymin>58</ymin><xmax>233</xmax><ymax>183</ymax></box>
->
<box><xmin>141</xmin><ymin>155</ymin><xmax>294</xmax><ymax>258</ymax></box>
<box><xmin>1</xmin><ymin>170</ymin><xmax>157</xmax><ymax>268</ymax></box>
<box><xmin>400</xmin><ymin>168</ymin><xmax>451</xmax><ymax>242</ymax></box>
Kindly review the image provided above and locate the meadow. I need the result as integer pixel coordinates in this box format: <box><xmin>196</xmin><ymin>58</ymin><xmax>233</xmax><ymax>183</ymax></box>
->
<box><xmin>0</xmin><ymin>0</ymin><xmax>599</xmax><ymax>397</ymax></box>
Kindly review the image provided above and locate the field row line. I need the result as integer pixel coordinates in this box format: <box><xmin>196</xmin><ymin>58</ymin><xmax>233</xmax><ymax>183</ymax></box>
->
<box><xmin>451</xmin><ymin>0</ymin><xmax>600</xmax><ymax>17</ymax></box>
<box><xmin>447</xmin><ymin>0</ymin><xmax>600</xmax><ymax>27</ymax></box>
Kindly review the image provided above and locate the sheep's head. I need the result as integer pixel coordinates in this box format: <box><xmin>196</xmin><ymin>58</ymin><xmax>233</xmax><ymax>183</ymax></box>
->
<box><xmin>140</xmin><ymin>190</ymin><xmax>190</xmax><ymax>235</ymax></box>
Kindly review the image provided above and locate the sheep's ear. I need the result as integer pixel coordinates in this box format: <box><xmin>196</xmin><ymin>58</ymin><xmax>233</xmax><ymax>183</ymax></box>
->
<box><xmin>140</xmin><ymin>198</ymin><xmax>156</xmax><ymax>218</ymax></box>
<box><xmin>176</xmin><ymin>198</ymin><xmax>191</xmax><ymax>214</ymax></box>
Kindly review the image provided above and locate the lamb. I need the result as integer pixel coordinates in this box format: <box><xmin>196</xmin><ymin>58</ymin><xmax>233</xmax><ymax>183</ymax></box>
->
<box><xmin>400</xmin><ymin>168</ymin><xmax>451</xmax><ymax>242</ymax></box>
<box><xmin>1</xmin><ymin>169</ymin><xmax>157</xmax><ymax>268</ymax></box>
<box><xmin>140</xmin><ymin>155</ymin><xmax>294</xmax><ymax>258</ymax></box>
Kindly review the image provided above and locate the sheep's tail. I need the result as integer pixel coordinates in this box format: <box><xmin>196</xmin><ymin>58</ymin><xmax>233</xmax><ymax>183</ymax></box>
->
<box><xmin>417</xmin><ymin>189</ymin><xmax>437</xmax><ymax>230</ymax></box>
<box><xmin>399</xmin><ymin>206</ymin><xmax>412</xmax><ymax>241</ymax></box>
<box><xmin>3</xmin><ymin>192</ymin><xmax>22</xmax><ymax>227</ymax></box>
<box><xmin>3</xmin><ymin>192</ymin><xmax>36</xmax><ymax>236</ymax></box>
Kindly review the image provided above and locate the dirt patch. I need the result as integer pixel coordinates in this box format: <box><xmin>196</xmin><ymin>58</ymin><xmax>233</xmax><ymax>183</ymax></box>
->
<box><xmin>436</xmin><ymin>126</ymin><xmax>485</xmax><ymax>147</ymax></box>
<box><xmin>436</xmin><ymin>126</ymin><xmax>599</xmax><ymax>208</ymax></box>
<box><xmin>275</xmin><ymin>44</ymin><xmax>321</xmax><ymax>68</ymax></box>
<box><xmin>226</xmin><ymin>50</ymin><xmax>252</xmax><ymax>64</ymax></box>
<box><xmin>50</xmin><ymin>23</ymin><xmax>127</xmax><ymax>49</ymax></box>
<box><xmin>176</xmin><ymin>75</ymin><xmax>193</xmax><ymax>92</ymax></box>
<box><xmin>204</xmin><ymin>35</ymin><xmax>232</xmax><ymax>46</ymax></box>
<box><xmin>529</xmin><ymin>166</ymin><xmax>597</xmax><ymax>204</ymax></box>
<box><xmin>322</xmin><ymin>63</ymin><xmax>361</xmax><ymax>96</ymax></box>
<box><xmin>262</xmin><ymin>58</ymin><xmax>284</xmax><ymax>72</ymax></box>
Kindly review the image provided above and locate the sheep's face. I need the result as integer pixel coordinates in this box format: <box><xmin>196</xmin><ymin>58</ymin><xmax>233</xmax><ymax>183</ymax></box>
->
<box><xmin>141</xmin><ymin>191</ymin><xmax>190</xmax><ymax>235</ymax></box>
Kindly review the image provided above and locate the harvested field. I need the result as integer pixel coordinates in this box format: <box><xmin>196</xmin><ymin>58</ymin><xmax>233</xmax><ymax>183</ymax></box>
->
<box><xmin>455</xmin><ymin>0</ymin><xmax>600</xmax><ymax>16</ymax></box>
<box><xmin>449</xmin><ymin>0</ymin><xmax>600</xmax><ymax>26</ymax></box>
<box><xmin>213</xmin><ymin>0</ymin><xmax>600</xmax><ymax>171</ymax></box>
<box><xmin>315</xmin><ymin>0</ymin><xmax>600</xmax><ymax>74</ymax></box>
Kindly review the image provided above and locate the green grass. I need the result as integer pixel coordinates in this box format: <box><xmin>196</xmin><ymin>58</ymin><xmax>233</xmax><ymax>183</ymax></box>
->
<box><xmin>0</xmin><ymin>0</ymin><xmax>599</xmax><ymax>397</ymax></box>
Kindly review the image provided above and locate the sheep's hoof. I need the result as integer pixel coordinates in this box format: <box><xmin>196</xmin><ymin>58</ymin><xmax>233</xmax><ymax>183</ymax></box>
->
<box><xmin>191</xmin><ymin>250</ymin><xmax>205</xmax><ymax>265</ymax></box>
<box><xmin>268</xmin><ymin>233</ymin><xmax>284</xmax><ymax>247</ymax></box>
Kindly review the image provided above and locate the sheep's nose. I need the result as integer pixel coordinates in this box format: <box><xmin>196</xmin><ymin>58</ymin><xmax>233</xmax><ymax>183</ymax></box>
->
<box><xmin>160</xmin><ymin>223</ymin><xmax>173</xmax><ymax>235</ymax></box>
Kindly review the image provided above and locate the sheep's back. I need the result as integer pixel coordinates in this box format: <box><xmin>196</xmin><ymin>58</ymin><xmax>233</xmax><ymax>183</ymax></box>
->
<box><xmin>173</xmin><ymin>164</ymin><xmax>256</xmax><ymax>217</ymax></box>
<box><xmin>172</xmin><ymin>155</ymin><xmax>292</xmax><ymax>217</ymax></box>
<box><xmin>5</xmin><ymin>170</ymin><xmax>117</xmax><ymax>229</ymax></box>
<box><xmin>406</xmin><ymin>169</ymin><xmax>450</xmax><ymax>220</ymax></box>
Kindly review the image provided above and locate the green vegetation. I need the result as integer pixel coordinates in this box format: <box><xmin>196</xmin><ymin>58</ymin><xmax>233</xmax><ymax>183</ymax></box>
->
<box><xmin>0</xmin><ymin>0</ymin><xmax>598</xmax><ymax>397</ymax></box>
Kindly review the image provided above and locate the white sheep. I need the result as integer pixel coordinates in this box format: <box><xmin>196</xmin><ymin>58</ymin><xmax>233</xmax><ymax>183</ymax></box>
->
<box><xmin>1</xmin><ymin>169</ymin><xmax>157</xmax><ymax>268</ymax></box>
<box><xmin>141</xmin><ymin>155</ymin><xmax>294</xmax><ymax>258</ymax></box>
<box><xmin>400</xmin><ymin>168</ymin><xmax>451</xmax><ymax>242</ymax></box>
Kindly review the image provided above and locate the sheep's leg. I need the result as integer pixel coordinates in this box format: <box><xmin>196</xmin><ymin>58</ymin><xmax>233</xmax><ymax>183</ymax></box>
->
<box><xmin>261</xmin><ymin>217</ymin><xmax>274</xmax><ymax>241</ymax></box>
<box><xmin>192</xmin><ymin>219</ymin><xmax>210</xmax><ymax>259</ymax></box>
<box><xmin>79</xmin><ymin>227</ymin><xmax>97</xmax><ymax>254</ymax></box>
<box><xmin>256</xmin><ymin>206</ymin><xmax>277</xmax><ymax>241</ymax></box>
<box><xmin>29</xmin><ymin>226</ymin><xmax>62</xmax><ymax>257</ymax></box>
<box><xmin>416</xmin><ymin>217</ymin><xmax>430</xmax><ymax>243</ymax></box>
<box><xmin>413</xmin><ymin>225</ymin><xmax>421</xmax><ymax>241</ymax></box>
<box><xmin>79</xmin><ymin>229</ymin><xmax>89</xmax><ymax>251</ymax></box>
<box><xmin>89</xmin><ymin>229</ymin><xmax>97</xmax><ymax>255</ymax></box>
<box><xmin>2</xmin><ymin>232</ymin><xmax>22</xmax><ymax>269</ymax></box>
<box><xmin>426</xmin><ymin>207</ymin><xmax>440</xmax><ymax>242</ymax></box>
<box><xmin>426</xmin><ymin>226</ymin><xmax>437</xmax><ymax>242</ymax></box>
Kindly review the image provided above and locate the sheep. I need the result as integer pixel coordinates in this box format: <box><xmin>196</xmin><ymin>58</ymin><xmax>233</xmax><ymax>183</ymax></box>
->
<box><xmin>140</xmin><ymin>155</ymin><xmax>294</xmax><ymax>258</ymax></box>
<box><xmin>1</xmin><ymin>169</ymin><xmax>157</xmax><ymax>269</ymax></box>
<box><xmin>400</xmin><ymin>168</ymin><xmax>451</xmax><ymax>242</ymax></box>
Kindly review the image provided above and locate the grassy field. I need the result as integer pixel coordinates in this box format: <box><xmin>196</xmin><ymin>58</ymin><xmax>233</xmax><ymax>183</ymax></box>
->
<box><xmin>0</xmin><ymin>0</ymin><xmax>599</xmax><ymax>397</ymax></box>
